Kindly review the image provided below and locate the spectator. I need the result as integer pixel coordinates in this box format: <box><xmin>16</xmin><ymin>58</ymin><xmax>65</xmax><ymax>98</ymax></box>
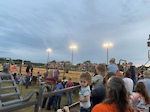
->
<box><xmin>92</xmin><ymin>64</ymin><xmax>106</xmax><ymax>90</ymax></box>
<box><xmin>123</xmin><ymin>70</ymin><xmax>133</xmax><ymax>95</ymax></box>
<box><xmin>137</xmin><ymin>70</ymin><xmax>150</xmax><ymax>95</ymax></box>
<box><xmin>92</xmin><ymin>76</ymin><xmax>134</xmax><ymax>112</ymax></box>
<box><xmin>91</xmin><ymin>72</ymin><xmax>116</xmax><ymax>108</ymax></box>
<box><xmin>25</xmin><ymin>65</ymin><xmax>31</xmax><ymax>89</ymax></box>
<box><xmin>10</xmin><ymin>63</ymin><xmax>15</xmax><ymax>75</ymax></box>
<box><xmin>108</xmin><ymin>58</ymin><xmax>118</xmax><ymax>74</ymax></box>
<box><xmin>65</xmin><ymin>77</ymin><xmax>74</xmax><ymax>105</ymax></box>
<box><xmin>62</xmin><ymin>76</ymin><xmax>68</xmax><ymax>88</ymax></box>
<box><xmin>53</xmin><ymin>78</ymin><xmax>64</xmax><ymax>111</ymax></box>
<box><xmin>130</xmin><ymin>82</ymin><xmax>150</xmax><ymax>112</ymax></box>
<box><xmin>42</xmin><ymin>70</ymin><xmax>56</xmax><ymax>110</ymax></box>
<box><xmin>128</xmin><ymin>62</ymin><xmax>136</xmax><ymax>83</ymax></box>
<box><xmin>54</xmin><ymin>68</ymin><xmax>60</xmax><ymax>82</ymax></box>
<box><xmin>30</xmin><ymin>64</ymin><xmax>34</xmax><ymax>76</ymax></box>
<box><xmin>79</xmin><ymin>72</ymin><xmax>91</xmax><ymax>112</ymax></box>
<box><xmin>44</xmin><ymin>69</ymin><xmax>48</xmax><ymax>80</ymax></box>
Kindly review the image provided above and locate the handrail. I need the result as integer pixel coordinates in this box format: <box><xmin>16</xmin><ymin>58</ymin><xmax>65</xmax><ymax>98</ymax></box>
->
<box><xmin>23</xmin><ymin>90</ymin><xmax>39</xmax><ymax>102</ymax></box>
<box><xmin>61</xmin><ymin>101</ymin><xmax>80</xmax><ymax>111</ymax></box>
<box><xmin>0</xmin><ymin>84</ymin><xmax>81</xmax><ymax>112</ymax></box>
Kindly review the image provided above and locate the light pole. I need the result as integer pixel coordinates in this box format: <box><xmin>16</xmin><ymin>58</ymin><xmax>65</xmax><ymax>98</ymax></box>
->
<box><xmin>70</xmin><ymin>45</ymin><xmax>77</xmax><ymax>65</ymax></box>
<box><xmin>103</xmin><ymin>43</ymin><xmax>112</xmax><ymax>66</ymax></box>
<box><xmin>46</xmin><ymin>48</ymin><xmax>52</xmax><ymax>64</ymax></box>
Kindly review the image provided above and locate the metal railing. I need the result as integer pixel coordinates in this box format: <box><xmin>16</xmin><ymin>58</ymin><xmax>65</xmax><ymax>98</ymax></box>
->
<box><xmin>0</xmin><ymin>85</ymin><xmax>80</xmax><ymax>112</ymax></box>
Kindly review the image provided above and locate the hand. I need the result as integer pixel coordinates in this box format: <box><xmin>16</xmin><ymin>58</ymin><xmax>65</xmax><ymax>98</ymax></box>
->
<box><xmin>63</xmin><ymin>106</ymin><xmax>70</xmax><ymax>112</ymax></box>
<box><xmin>57</xmin><ymin>109</ymin><xmax>63</xmax><ymax>112</ymax></box>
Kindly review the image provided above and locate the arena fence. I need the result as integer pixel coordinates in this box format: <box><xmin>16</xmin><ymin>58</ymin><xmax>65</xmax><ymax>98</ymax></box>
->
<box><xmin>0</xmin><ymin>85</ymin><xmax>80</xmax><ymax>112</ymax></box>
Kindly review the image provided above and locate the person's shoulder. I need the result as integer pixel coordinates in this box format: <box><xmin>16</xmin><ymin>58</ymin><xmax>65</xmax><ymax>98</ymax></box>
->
<box><xmin>92</xmin><ymin>103</ymin><xmax>106</xmax><ymax>111</ymax></box>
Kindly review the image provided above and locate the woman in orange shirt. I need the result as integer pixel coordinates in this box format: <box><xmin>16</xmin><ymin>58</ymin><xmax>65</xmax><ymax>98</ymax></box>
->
<box><xmin>92</xmin><ymin>76</ymin><xmax>134</xmax><ymax>112</ymax></box>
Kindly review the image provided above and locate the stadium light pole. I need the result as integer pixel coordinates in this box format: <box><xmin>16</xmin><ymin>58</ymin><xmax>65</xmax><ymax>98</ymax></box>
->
<box><xmin>103</xmin><ymin>43</ymin><xmax>112</xmax><ymax>66</ymax></box>
<box><xmin>46</xmin><ymin>48</ymin><xmax>52</xmax><ymax>64</ymax></box>
<box><xmin>70</xmin><ymin>45</ymin><xmax>77</xmax><ymax>65</ymax></box>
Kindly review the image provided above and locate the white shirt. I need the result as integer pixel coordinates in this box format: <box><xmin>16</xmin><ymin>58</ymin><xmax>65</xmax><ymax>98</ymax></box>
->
<box><xmin>79</xmin><ymin>85</ymin><xmax>91</xmax><ymax>108</ymax></box>
<box><xmin>123</xmin><ymin>77</ymin><xmax>133</xmax><ymax>95</ymax></box>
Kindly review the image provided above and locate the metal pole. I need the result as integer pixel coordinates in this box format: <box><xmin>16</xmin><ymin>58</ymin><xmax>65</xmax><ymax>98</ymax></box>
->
<box><xmin>47</xmin><ymin>52</ymin><xmax>49</xmax><ymax>64</ymax></box>
<box><xmin>72</xmin><ymin>49</ymin><xmax>73</xmax><ymax>65</ymax></box>
<box><xmin>107</xmin><ymin>47</ymin><xmax>108</xmax><ymax>66</ymax></box>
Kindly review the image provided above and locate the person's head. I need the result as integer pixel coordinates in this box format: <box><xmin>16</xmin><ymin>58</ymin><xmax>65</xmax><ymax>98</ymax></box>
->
<box><xmin>96</xmin><ymin>64</ymin><xmax>106</xmax><ymax>77</ymax></box>
<box><xmin>143</xmin><ymin>70</ymin><xmax>150</xmax><ymax>78</ymax></box>
<box><xmin>128</xmin><ymin>62</ymin><xmax>133</xmax><ymax>66</ymax></box>
<box><xmin>103</xmin><ymin>72</ymin><xmax>116</xmax><ymax>84</ymax></box>
<box><xmin>68</xmin><ymin>77</ymin><xmax>72</xmax><ymax>81</ymax></box>
<box><xmin>124</xmin><ymin>70</ymin><xmax>131</xmax><ymax>78</ymax></box>
<box><xmin>104</xmin><ymin>76</ymin><xmax>129</xmax><ymax>112</ymax></box>
<box><xmin>80</xmin><ymin>72</ymin><xmax>91</xmax><ymax>88</ymax></box>
<box><xmin>57</xmin><ymin>78</ymin><xmax>62</xmax><ymax>83</ymax></box>
<box><xmin>109</xmin><ymin>58</ymin><xmax>115</xmax><ymax>64</ymax></box>
<box><xmin>63</xmin><ymin>76</ymin><xmax>66</xmax><ymax>80</ymax></box>
<box><xmin>135</xmin><ymin>82</ymin><xmax>150</xmax><ymax>104</ymax></box>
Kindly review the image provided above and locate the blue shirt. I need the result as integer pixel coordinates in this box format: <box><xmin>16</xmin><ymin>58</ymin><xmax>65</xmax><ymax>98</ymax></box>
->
<box><xmin>54</xmin><ymin>83</ymin><xmax>64</xmax><ymax>96</ymax></box>
<box><xmin>108</xmin><ymin>64</ymin><xmax>118</xmax><ymax>74</ymax></box>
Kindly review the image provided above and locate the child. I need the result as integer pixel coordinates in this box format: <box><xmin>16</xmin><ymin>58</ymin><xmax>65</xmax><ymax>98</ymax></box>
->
<box><xmin>53</xmin><ymin>78</ymin><xmax>64</xmax><ymax>111</ymax></box>
<box><xmin>130</xmin><ymin>82</ymin><xmax>150</xmax><ymax>112</ymax></box>
<box><xmin>58</xmin><ymin>73</ymin><xmax>92</xmax><ymax>112</ymax></box>
<box><xmin>65</xmin><ymin>77</ymin><xmax>74</xmax><ymax>105</ymax></box>
<box><xmin>79</xmin><ymin>72</ymin><xmax>91</xmax><ymax>112</ymax></box>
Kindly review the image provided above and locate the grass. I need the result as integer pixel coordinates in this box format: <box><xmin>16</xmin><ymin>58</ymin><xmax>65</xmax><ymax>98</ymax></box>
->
<box><xmin>2</xmin><ymin>83</ymin><xmax>80</xmax><ymax>112</ymax></box>
<box><xmin>0</xmin><ymin>66</ymin><xmax>82</xmax><ymax>112</ymax></box>
<box><xmin>0</xmin><ymin>66</ymin><xmax>93</xmax><ymax>112</ymax></box>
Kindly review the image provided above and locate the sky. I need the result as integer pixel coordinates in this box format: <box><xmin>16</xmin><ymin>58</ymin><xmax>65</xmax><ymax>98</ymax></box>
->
<box><xmin>0</xmin><ymin>0</ymin><xmax>150</xmax><ymax>66</ymax></box>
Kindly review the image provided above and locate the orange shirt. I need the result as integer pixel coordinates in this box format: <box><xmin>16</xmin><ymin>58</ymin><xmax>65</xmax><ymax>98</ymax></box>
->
<box><xmin>10</xmin><ymin>65</ymin><xmax>15</xmax><ymax>72</ymax></box>
<box><xmin>92</xmin><ymin>103</ymin><xmax>130</xmax><ymax>112</ymax></box>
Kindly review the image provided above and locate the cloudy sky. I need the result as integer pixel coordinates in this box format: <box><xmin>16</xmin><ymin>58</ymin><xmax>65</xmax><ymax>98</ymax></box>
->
<box><xmin>0</xmin><ymin>0</ymin><xmax>150</xmax><ymax>66</ymax></box>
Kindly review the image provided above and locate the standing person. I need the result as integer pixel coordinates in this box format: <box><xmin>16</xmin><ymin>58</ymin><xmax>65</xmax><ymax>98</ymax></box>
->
<box><xmin>91</xmin><ymin>72</ymin><xmax>116</xmax><ymax>108</ymax></box>
<box><xmin>62</xmin><ymin>76</ymin><xmax>68</xmax><ymax>88</ymax></box>
<box><xmin>30</xmin><ymin>64</ymin><xmax>34</xmax><ymax>76</ymax></box>
<box><xmin>108</xmin><ymin>58</ymin><xmax>118</xmax><ymax>75</ymax></box>
<box><xmin>53</xmin><ymin>78</ymin><xmax>64</xmax><ymax>111</ymax></box>
<box><xmin>54</xmin><ymin>68</ymin><xmax>60</xmax><ymax>82</ymax></box>
<box><xmin>92</xmin><ymin>76</ymin><xmax>134</xmax><ymax>112</ymax></box>
<box><xmin>138</xmin><ymin>70</ymin><xmax>150</xmax><ymax>95</ymax></box>
<box><xmin>25</xmin><ymin>64</ymin><xmax>31</xmax><ymax>89</ymax></box>
<box><xmin>10</xmin><ymin>63</ymin><xmax>15</xmax><ymax>75</ymax></box>
<box><xmin>65</xmin><ymin>77</ymin><xmax>74</xmax><ymax>106</ymax></box>
<box><xmin>92</xmin><ymin>64</ymin><xmax>106</xmax><ymax>90</ymax></box>
<box><xmin>130</xmin><ymin>82</ymin><xmax>150</xmax><ymax>112</ymax></box>
<box><xmin>123</xmin><ymin>70</ymin><xmax>133</xmax><ymax>95</ymax></box>
<box><xmin>79</xmin><ymin>72</ymin><xmax>91</xmax><ymax>112</ymax></box>
<box><xmin>128</xmin><ymin>62</ymin><xmax>136</xmax><ymax>83</ymax></box>
<box><xmin>42</xmin><ymin>70</ymin><xmax>56</xmax><ymax>110</ymax></box>
<box><xmin>44</xmin><ymin>69</ymin><xmax>48</xmax><ymax>80</ymax></box>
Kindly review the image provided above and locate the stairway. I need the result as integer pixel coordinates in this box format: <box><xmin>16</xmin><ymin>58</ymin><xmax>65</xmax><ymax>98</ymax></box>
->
<box><xmin>0</xmin><ymin>71</ymin><xmax>23</xmax><ymax>107</ymax></box>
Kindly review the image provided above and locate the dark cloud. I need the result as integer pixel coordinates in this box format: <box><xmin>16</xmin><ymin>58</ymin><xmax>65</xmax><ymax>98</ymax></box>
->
<box><xmin>0</xmin><ymin>0</ymin><xmax>150</xmax><ymax>66</ymax></box>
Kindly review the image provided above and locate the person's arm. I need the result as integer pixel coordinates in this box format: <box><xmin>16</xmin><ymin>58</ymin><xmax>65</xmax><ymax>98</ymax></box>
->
<box><xmin>79</xmin><ymin>95</ymin><xmax>89</xmax><ymax>102</ymax></box>
<box><xmin>57</xmin><ymin>106</ymin><xmax>70</xmax><ymax>112</ymax></box>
